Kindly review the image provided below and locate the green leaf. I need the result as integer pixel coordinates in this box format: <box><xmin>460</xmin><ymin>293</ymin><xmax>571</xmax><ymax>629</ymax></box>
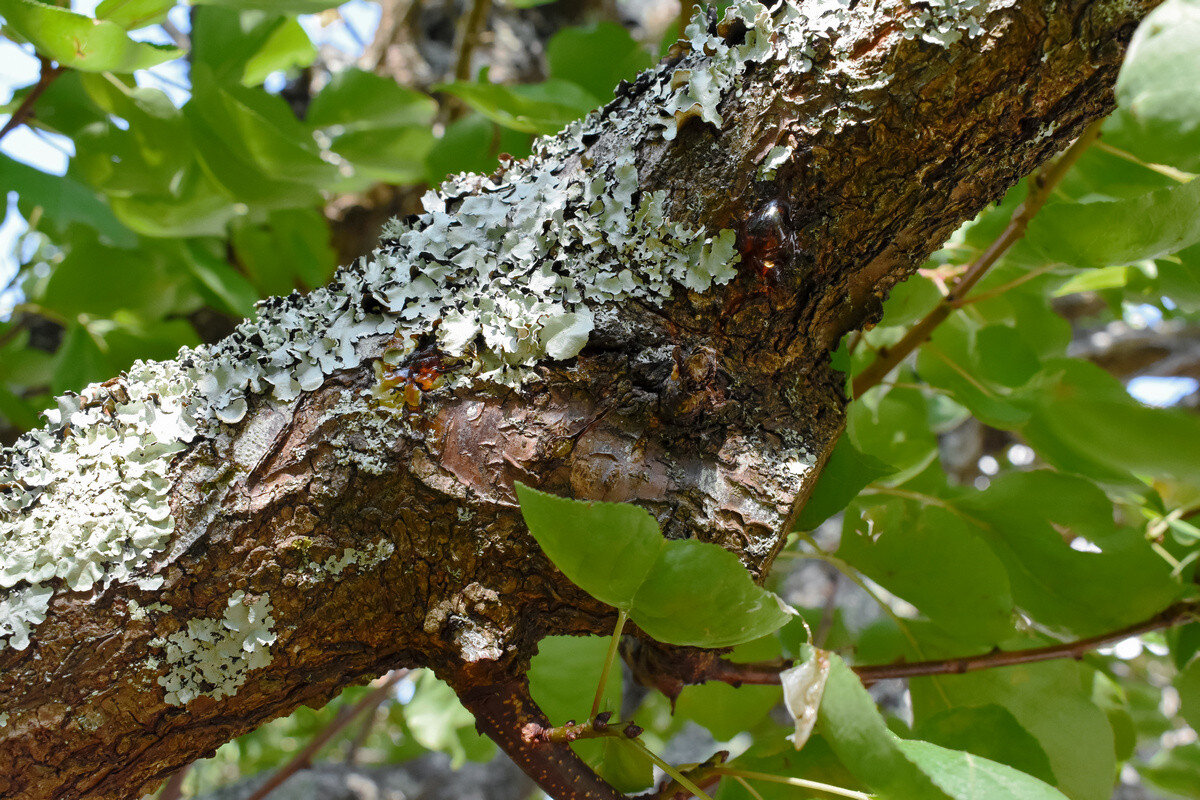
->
<box><xmin>515</xmin><ymin>484</ymin><xmax>792</xmax><ymax>647</ymax></box>
<box><xmin>953</xmin><ymin>470</ymin><xmax>1180</xmax><ymax>636</ymax></box>
<box><xmin>192</xmin><ymin>0</ymin><xmax>344</xmax><ymax>11</ymax></box>
<box><xmin>910</xmin><ymin>662</ymin><xmax>1116</xmax><ymax>800</ymax></box>
<box><xmin>0</xmin><ymin>154</ymin><xmax>135</xmax><ymax>247</ymax></box>
<box><xmin>846</xmin><ymin>387</ymin><xmax>939</xmax><ymax>483</ymax></box>
<box><xmin>1026</xmin><ymin>177</ymin><xmax>1200</xmax><ymax>268</ymax></box>
<box><xmin>1108</xmin><ymin>0</ymin><xmax>1200</xmax><ymax>172</ymax></box>
<box><xmin>973</xmin><ymin>324</ymin><xmax>1041</xmax><ymax>388</ymax></box>
<box><xmin>546</xmin><ymin>22</ymin><xmax>653</xmax><ymax>101</ymax></box>
<box><xmin>1177</xmin><ymin>658</ymin><xmax>1200</xmax><ymax>735</ymax></box>
<box><xmin>817</xmin><ymin>652</ymin><xmax>952</xmax><ymax>800</ymax></box>
<box><xmin>425</xmin><ymin>113</ymin><xmax>496</xmax><ymax>184</ymax></box>
<box><xmin>438</xmin><ymin>77</ymin><xmax>601</xmax><ymax>135</ymax></box>
<box><xmin>1022</xmin><ymin>358</ymin><xmax>1200</xmax><ymax>484</ymax></box>
<box><xmin>95</xmin><ymin>0</ymin><xmax>176</xmax><ymax>29</ymax></box>
<box><xmin>913</xmin><ymin>705</ymin><xmax>1057</xmax><ymax>785</ymax></box>
<box><xmin>795</xmin><ymin>435</ymin><xmax>893</xmax><ymax>530</ymax></box>
<box><xmin>230</xmin><ymin>209</ymin><xmax>336</xmax><ymax>294</ymax></box>
<box><xmin>241</xmin><ymin>17</ymin><xmax>316</xmax><ymax>86</ymax></box>
<box><xmin>185</xmin><ymin>64</ymin><xmax>333</xmax><ymax>207</ymax></box>
<box><xmin>0</xmin><ymin>0</ymin><xmax>182</xmax><ymax>71</ymax></box>
<box><xmin>307</xmin><ymin>68</ymin><xmax>437</xmax><ymax>132</ymax></box>
<box><xmin>840</xmin><ymin>504</ymin><xmax>1015</xmax><ymax>645</ymax></box>
<box><xmin>897</xmin><ymin>739</ymin><xmax>1071</xmax><ymax>800</ymax></box>
<box><xmin>182</xmin><ymin>239</ymin><xmax>260</xmax><ymax>318</ymax></box>
<box><xmin>1140</xmin><ymin>742</ymin><xmax>1200</xmax><ymax>799</ymax></box>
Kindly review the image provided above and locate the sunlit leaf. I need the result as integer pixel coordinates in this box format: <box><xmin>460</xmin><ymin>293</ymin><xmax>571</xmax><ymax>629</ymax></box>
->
<box><xmin>0</xmin><ymin>0</ymin><xmax>181</xmax><ymax>71</ymax></box>
<box><xmin>515</xmin><ymin>484</ymin><xmax>792</xmax><ymax>647</ymax></box>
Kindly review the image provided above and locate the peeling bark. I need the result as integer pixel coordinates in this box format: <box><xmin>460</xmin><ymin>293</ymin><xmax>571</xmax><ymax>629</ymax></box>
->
<box><xmin>0</xmin><ymin>1</ymin><xmax>1157</xmax><ymax>798</ymax></box>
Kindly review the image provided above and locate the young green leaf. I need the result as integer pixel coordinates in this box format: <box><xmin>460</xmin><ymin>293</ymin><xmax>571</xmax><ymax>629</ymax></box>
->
<box><xmin>515</xmin><ymin>483</ymin><xmax>793</xmax><ymax>648</ymax></box>
<box><xmin>794</xmin><ymin>435</ymin><xmax>893</xmax><ymax>531</ymax></box>
<box><xmin>0</xmin><ymin>0</ymin><xmax>182</xmax><ymax>71</ymax></box>
<box><xmin>897</xmin><ymin>739</ymin><xmax>1071</xmax><ymax>800</ymax></box>
<box><xmin>816</xmin><ymin>652</ymin><xmax>952</xmax><ymax>800</ymax></box>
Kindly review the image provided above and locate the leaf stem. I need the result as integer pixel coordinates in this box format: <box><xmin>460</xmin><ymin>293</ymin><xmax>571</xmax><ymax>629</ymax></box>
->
<box><xmin>592</xmin><ymin>609</ymin><xmax>628</xmax><ymax>718</ymax></box>
<box><xmin>851</xmin><ymin>119</ymin><xmax>1103</xmax><ymax>398</ymax></box>
<box><xmin>626</xmin><ymin>738</ymin><xmax>715</xmax><ymax>800</ymax></box>
<box><xmin>715</xmin><ymin>768</ymin><xmax>872</xmax><ymax>800</ymax></box>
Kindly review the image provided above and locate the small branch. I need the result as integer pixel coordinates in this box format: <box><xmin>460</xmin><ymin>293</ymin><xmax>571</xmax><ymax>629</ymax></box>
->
<box><xmin>454</xmin><ymin>674</ymin><xmax>628</xmax><ymax>800</ymax></box>
<box><xmin>850</xmin><ymin>119</ymin><xmax>1104</xmax><ymax>398</ymax></box>
<box><xmin>522</xmin><ymin>711</ymin><xmax>643</xmax><ymax>744</ymax></box>
<box><xmin>244</xmin><ymin>670</ymin><xmax>406</xmax><ymax>800</ymax></box>
<box><xmin>853</xmin><ymin>600</ymin><xmax>1200</xmax><ymax>683</ymax></box>
<box><xmin>0</xmin><ymin>57</ymin><xmax>64</xmax><ymax>144</ymax></box>
<box><xmin>628</xmin><ymin>600</ymin><xmax>1200</xmax><ymax>696</ymax></box>
<box><xmin>344</xmin><ymin>678</ymin><xmax>396</xmax><ymax>764</ymax></box>
<box><xmin>450</xmin><ymin>0</ymin><xmax>492</xmax><ymax>83</ymax></box>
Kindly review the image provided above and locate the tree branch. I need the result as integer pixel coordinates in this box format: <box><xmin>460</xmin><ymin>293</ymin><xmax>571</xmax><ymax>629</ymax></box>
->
<box><xmin>627</xmin><ymin>600</ymin><xmax>1200</xmax><ymax>695</ymax></box>
<box><xmin>0</xmin><ymin>57</ymin><xmax>63</xmax><ymax>144</ymax></box>
<box><xmin>0</xmin><ymin>3</ymin><xmax>1159</xmax><ymax>798</ymax></box>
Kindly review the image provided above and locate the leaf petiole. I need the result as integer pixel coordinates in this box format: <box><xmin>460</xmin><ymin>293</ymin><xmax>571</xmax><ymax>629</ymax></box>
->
<box><xmin>591</xmin><ymin>608</ymin><xmax>627</xmax><ymax>718</ymax></box>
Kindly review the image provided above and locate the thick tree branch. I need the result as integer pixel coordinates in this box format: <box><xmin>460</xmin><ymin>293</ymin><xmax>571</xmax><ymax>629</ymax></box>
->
<box><xmin>0</xmin><ymin>2</ymin><xmax>1159</xmax><ymax>798</ymax></box>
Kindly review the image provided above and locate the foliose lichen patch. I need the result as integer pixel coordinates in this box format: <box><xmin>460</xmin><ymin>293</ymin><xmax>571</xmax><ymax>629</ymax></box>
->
<box><xmin>0</xmin><ymin>360</ymin><xmax>198</xmax><ymax>651</ymax></box>
<box><xmin>151</xmin><ymin>591</ymin><xmax>276</xmax><ymax>706</ymax></box>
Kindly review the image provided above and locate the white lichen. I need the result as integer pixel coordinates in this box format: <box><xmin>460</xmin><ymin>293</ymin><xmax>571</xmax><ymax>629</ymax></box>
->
<box><xmin>899</xmin><ymin>0</ymin><xmax>991</xmax><ymax>45</ymax></box>
<box><xmin>0</xmin><ymin>584</ymin><xmax>52</xmax><ymax>651</ymax></box>
<box><xmin>0</xmin><ymin>711</ymin><xmax>8</xmax><ymax>727</ymax></box>
<box><xmin>151</xmin><ymin>591</ymin><xmax>276</xmax><ymax>706</ymax></box>
<box><xmin>759</xmin><ymin>144</ymin><xmax>795</xmax><ymax>181</ymax></box>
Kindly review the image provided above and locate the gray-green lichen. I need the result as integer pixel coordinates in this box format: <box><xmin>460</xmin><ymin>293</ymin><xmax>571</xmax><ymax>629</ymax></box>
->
<box><xmin>0</xmin><ymin>584</ymin><xmax>52</xmax><ymax>651</ymax></box>
<box><xmin>306</xmin><ymin>539</ymin><xmax>395</xmax><ymax>580</ymax></box>
<box><xmin>151</xmin><ymin>591</ymin><xmax>276</xmax><ymax>706</ymax></box>
<box><xmin>899</xmin><ymin>0</ymin><xmax>993</xmax><ymax>45</ymax></box>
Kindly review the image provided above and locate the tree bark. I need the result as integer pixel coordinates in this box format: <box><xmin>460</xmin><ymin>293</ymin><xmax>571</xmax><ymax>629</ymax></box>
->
<box><xmin>0</xmin><ymin>1</ymin><xmax>1156</xmax><ymax>798</ymax></box>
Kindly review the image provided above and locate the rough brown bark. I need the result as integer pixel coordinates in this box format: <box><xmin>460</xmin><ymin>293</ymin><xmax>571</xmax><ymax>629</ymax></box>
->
<box><xmin>0</xmin><ymin>1</ymin><xmax>1157</xmax><ymax>798</ymax></box>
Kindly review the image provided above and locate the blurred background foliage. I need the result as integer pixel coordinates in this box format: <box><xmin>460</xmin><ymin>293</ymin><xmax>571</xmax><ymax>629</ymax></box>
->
<box><xmin>2</xmin><ymin>1</ymin><xmax>1200</xmax><ymax>799</ymax></box>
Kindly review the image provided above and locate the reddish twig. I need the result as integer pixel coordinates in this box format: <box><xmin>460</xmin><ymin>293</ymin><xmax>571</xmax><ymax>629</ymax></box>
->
<box><xmin>0</xmin><ymin>57</ymin><xmax>64</xmax><ymax>143</ymax></box>
<box><xmin>850</xmin><ymin>119</ymin><xmax>1103</xmax><ymax>397</ymax></box>
<box><xmin>454</xmin><ymin>673</ymin><xmax>628</xmax><ymax>800</ymax></box>
<box><xmin>628</xmin><ymin>600</ymin><xmax>1200</xmax><ymax>694</ymax></box>
<box><xmin>853</xmin><ymin>600</ymin><xmax>1199</xmax><ymax>683</ymax></box>
<box><xmin>244</xmin><ymin>669</ymin><xmax>406</xmax><ymax>800</ymax></box>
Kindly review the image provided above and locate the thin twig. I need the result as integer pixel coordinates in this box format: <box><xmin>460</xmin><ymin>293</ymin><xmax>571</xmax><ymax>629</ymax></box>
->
<box><xmin>450</xmin><ymin>0</ymin><xmax>492</xmax><ymax>83</ymax></box>
<box><xmin>1</xmin><ymin>57</ymin><xmax>64</xmax><ymax>144</ymax></box>
<box><xmin>853</xmin><ymin>600</ymin><xmax>1199</xmax><ymax>683</ymax></box>
<box><xmin>851</xmin><ymin>119</ymin><xmax>1104</xmax><ymax>398</ymax></box>
<box><xmin>677</xmin><ymin>599</ymin><xmax>1200</xmax><ymax>690</ymax></box>
<box><xmin>524</xmin><ymin>712</ymin><xmax>642</xmax><ymax>744</ymax></box>
<box><xmin>244</xmin><ymin>670</ymin><xmax>406</xmax><ymax>800</ymax></box>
